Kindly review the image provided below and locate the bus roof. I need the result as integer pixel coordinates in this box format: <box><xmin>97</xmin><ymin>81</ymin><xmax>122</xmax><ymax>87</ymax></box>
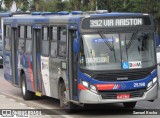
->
<box><xmin>2</xmin><ymin>11</ymin><xmax>152</xmax><ymax>25</ymax></box>
<box><xmin>0</xmin><ymin>12</ymin><xmax>12</xmax><ymax>17</ymax></box>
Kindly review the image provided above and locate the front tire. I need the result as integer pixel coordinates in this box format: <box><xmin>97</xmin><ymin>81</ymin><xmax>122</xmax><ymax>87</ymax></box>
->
<box><xmin>21</xmin><ymin>74</ymin><xmax>34</xmax><ymax>100</ymax></box>
<box><xmin>59</xmin><ymin>82</ymin><xmax>76</xmax><ymax>113</ymax></box>
<box><xmin>123</xmin><ymin>102</ymin><xmax>137</xmax><ymax>108</ymax></box>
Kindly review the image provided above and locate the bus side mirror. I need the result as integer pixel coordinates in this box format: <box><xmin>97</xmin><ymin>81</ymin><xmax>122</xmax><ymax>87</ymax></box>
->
<box><xmin>73</xmin><ymin>38</ymin><xmax>79</xmax><ymax>53</ymax></box>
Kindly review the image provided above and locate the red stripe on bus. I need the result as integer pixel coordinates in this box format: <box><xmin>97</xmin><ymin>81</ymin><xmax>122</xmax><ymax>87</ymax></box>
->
<box><xmin>95</xmin><ymin>84</ymin><xmax>115</xmax><ymax>90</ymax></box>
<box><xmin>78</xmin><ymin>84</ymin><xmax>87</xmax><ymax>90</ymax></box>
<box><xmin>28</xmin><ymin>57</ymin><xmax>34</xmax><ymax>91</ymax></box>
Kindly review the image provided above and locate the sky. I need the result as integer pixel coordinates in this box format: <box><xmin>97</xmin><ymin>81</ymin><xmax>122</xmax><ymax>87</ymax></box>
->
<box><xmin>10</xmin><ymin>2</ymin><xmax>16</xmax><ymax>11</ymax></box>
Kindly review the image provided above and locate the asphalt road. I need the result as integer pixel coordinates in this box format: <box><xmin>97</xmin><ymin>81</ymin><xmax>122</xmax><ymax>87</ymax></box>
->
<box><xmin>0</xmin><ymin>68</ymin><xmax>159</xmax><ymax>118</ymax></box>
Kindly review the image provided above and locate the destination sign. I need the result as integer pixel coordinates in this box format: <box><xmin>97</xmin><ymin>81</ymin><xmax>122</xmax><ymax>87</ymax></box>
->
<box><xmin>82</xmin><ymin>16</ymin><xmax>151</xmax><ymax>29</ymax></box>
<box><xmin>90</xmin><ymin>18</ymin><xmax>142</xmax><ymax>28</ymax></box>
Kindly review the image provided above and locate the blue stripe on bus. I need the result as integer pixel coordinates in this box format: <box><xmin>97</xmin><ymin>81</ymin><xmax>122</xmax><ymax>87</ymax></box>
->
<box><xmin>78</xmin><ymin>69</ymin><xmax>157</xmax><ymax>91</ymax></box>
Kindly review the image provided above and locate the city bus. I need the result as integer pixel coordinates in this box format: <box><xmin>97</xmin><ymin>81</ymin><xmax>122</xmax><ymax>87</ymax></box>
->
<box><xmin>2</xmin><ymin>11</ymin><xmax>159</xmax><ymax>112</ymax></box>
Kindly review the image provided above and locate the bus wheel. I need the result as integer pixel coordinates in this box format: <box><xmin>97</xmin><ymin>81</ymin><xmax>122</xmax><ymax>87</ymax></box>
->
<box><xmin>21</xmin><ymin>74</ymin><xmax>34</xmax><ymax>100</ymax></box>
<box><xmin>59</xmin><ymin>82</ymin><xmax>76</xmax><ymax>113</ymax></box>
<box><xmin>123</xmin><ymin>102</ymin><xmax>136</xmax><ymax>108</ymax></box>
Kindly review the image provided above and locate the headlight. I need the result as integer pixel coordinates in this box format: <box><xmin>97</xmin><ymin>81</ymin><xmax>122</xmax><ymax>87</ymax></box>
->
<box><xmin>82</xmin><ymin>81</ymin><xmax>89</xmax><ymax>88</ymax></box>
<box><xmin>153</xmin><ymin>77</ymin><xmax>157</xmax><ymax>83</ymax></box>
<box><xmin>81</xmin><ymin>80</ymin><xmax>97</xmax><ymax>93</ymax></box>
<box><xmin>89</xmin><ymin>84</ymin><xmax>97</xmax><ymax>93</ymax></box>
<box><xmin>0</xmin><ymin>56</ymin><xmax>2</xmax><ymax>59</ymax></box>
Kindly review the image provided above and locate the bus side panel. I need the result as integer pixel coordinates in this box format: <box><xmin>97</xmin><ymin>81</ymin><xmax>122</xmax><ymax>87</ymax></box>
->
<box><xmin>49</xmin><ymin>58</ymin><xmax>68</xmax><ymax>99</ymax></box>
<box><xmin>49</xmin><ymin>58</ymin><xmax>59</xmax><ymax>98</ymax></box>
<box><xmin>41</xmin><ymin>56</ymin><xmax>51</xmax><ymax>96</ymax></box>
<box><xmin>4</xmin><ymin>51</ymin><xmax>12</xmax><ymax>83</ymax></box>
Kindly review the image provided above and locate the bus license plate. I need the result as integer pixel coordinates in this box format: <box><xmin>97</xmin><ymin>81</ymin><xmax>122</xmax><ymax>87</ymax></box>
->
<box><xmin>117</xmin><ymin>94</ymin><xmax>130</xmax><ymax>99</ymax></box>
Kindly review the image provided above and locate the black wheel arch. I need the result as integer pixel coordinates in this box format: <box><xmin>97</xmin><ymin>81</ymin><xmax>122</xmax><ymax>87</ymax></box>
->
<box><xmin>20</xmin><ymin>69</ymin><xmax>25</xmax><ymax>87</ymax></box>
<box><xmin>58</xmin><ymin>77</ymin><xmax>65</xmax><ymax>98</ymax></box>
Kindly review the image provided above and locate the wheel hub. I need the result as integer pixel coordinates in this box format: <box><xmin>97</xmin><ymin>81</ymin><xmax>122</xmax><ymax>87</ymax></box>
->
<box><xmin>22</xmin><ymin>80</ymin><xmax>26</xmax><ymax>95</ymax></box>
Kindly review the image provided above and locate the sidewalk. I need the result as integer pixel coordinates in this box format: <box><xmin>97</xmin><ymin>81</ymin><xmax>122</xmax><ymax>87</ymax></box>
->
<box><xmin>0</xmin><ymin>94</ymin><xmax>51</xmax><ymax>118</ymax></box>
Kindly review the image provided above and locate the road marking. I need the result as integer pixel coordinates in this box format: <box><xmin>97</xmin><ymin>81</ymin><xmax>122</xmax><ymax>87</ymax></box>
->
<box><xmin>61</xmin><ymin>115</ymin><xmax>75</xmax><ymax>118</ymax></box>
<box><xmin>0</xmin><ymin>95</ymin><xmax>6</xmax><ymax>97</ymax></box>
<box><xmin>9</xmin><ymin>98</ymin><xmax>16</xmax><ymax>102</ymax></box>
<box><xmin>19</xmin><ymin>102</ymin><xmax>27</xmax><ymax>106</ymax></box>
<box><xmin>28</xmin><ymin>107</ymin><xmax>35</xmax><ymax>109</ymax></box>
<box><xmin>45</xmin><ymin>115</ymin><xmax>55</xmax><ymax>118</ymax></box>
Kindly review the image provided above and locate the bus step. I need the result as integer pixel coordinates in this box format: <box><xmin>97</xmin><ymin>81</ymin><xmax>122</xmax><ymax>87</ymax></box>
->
<box><xmin>35</xmin><ymin>91</ymin><xmax>42</xmax><ymax>97</ymax></box>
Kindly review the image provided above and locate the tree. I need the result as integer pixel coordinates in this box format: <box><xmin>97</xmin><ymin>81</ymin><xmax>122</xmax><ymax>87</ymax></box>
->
<box><xmin>33</xmin><ymin>0</ymin><xmax>41</xmax><ymax>11</ymax></box>
<box><xmin>14</xmin><ymin>0</ymin><xmax>21</xmax><ymax>11</ymax></box>
<box><xmin>3</xmin><ymin>0</ymin><xmax>29</xmax><ymax>11</ymax></box>
<box><xmin>20</xmin><ymin>0</ymin><xmax>29</xmax><ymax>11</ymax></box>
<box><xmin>89</xmin><ymin>0</ymin><xmax>96</xmax><ymax>11</ymax></box>
<box><xmin>3</xmin><ymin>0</ymin><xmax>13</xmax><ymax>11</ymax></box>
<box><xmin>70</xmin><ymin>0</ymin><xmax>81</xmax><ymax>10</ymax></box>
<box><xmin>0</xmin><ymin>0</ymin><xmax>5</xmax><ymax>11</ymax></box>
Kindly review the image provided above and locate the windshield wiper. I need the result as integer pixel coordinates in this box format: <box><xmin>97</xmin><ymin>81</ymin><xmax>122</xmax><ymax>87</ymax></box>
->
<box><xmin>98</xmin><ymin>31</ymin><xmax>116</xmax><ymax>61</ymax></box>
<box><xmin>126</xmin><ymin>32</ymin><xmax>137</xmax><ymax>49</ymax></box>
<box><xmin>98</xmin><ymin>31</ymin><xmax>114</xmax><ymax>51</ymax></box>
<box><xmin>125</xmin><ymin>34</ymin><xmax>128</xmax><ymax>61</ymax></box>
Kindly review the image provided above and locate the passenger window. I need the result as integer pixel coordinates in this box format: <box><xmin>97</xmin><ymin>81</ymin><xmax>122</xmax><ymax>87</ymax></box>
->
<box><xmin>5</xmin><ymin>25</ymin><xmax>11</xmax><ymax>37</ymax></box>
<box><xmin>60</xmin><ymin>27</ymin><xmax>67</xmax><ymax>42</ymax></box>
<box><xmin>58</xmin><ymin>26</ymin><xmax>67</xmax><ymax>57</ymax></box>
<box><xmin>18</xmin><ymin>39</ymin><xmax>25</xmax><ymax>52</ymax></box>
<box><xmin>52</xmin><ymin>26</ymin><xmax>58</xmax><ymax>41</ymax></box>
<box><xmin>51</xmin><ymin>42</ymin><xmax>57</xmax><ymax>57</ymax></box>
<box><xmin>43</xmin><ymin>27</ymin><xmax>49</xmax><ymax>41</ymax></box>
<box><xmin>18</xmin><ymin>26</ymin><xmax>25</xmax><ymax>52</ymax></box>
<box><xmin>58</xmin><ymin>43</ymin><xmax>66</xmax><ymax>57</ymax></box>
<box><xmin>42</xmin><ymin>27</ymin><xmax>49</xmax><ymax>56</ymax></box>
<box><xmin>4</xmin><ymin>26</ymin><xmax>6</xmax><ymax>37</ymax></box>
<box><xmin>25</xmin><ymin>39</ymin><xmax>32</xmax><ymax>54</ymax></box>
<box><xmin>4</xmin><ymin>25</ymin><xmax>11</xmax><ymax>51</ymax></box>
<box><xmin>5</xmin><ymin>38</ymin><xmax>10</xmax><ymax>51</ymax></box>
<box><xmin>19</xmin><ymin>26</ymin><xmax>25</xmax><ymax>38</ymax></box>
<box><xmin>26</xmin><ymin>26</ymin><xmax>32</xmax><ymax>39</ymax></box>
<box><xmin>42</xmin><ymin>41</ymin><xmax>49</xmax><ymax>56</ymax></box>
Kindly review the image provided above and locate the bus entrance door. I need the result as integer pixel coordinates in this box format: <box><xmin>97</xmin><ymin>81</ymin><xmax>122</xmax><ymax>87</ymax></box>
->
<box><xmin>33</xmin><ymin>28</ymin><xmax>42</xmax><ymax>96</ymax></box>
<box><xmin>11</xmin><ymin>27</ymin><xmax>18</xmax><ymax>86</ymax></box>
<box><xmin>68</xmin><ymin>30</ymin><xmax>78</xmax><ymax>100</ymax></box>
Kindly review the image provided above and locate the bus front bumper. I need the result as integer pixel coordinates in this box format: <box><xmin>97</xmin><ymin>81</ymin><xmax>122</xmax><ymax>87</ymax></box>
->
<box><xmin>79</xmin><ymin>83</ymin><xmax>158</xmax><ymax>104</ymax></box>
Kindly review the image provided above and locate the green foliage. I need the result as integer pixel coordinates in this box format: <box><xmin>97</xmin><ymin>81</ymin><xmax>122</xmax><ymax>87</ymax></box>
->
<box><xmin>37</xmin><ymin>0</ymin><xmax>72</xmax><ymax>12</ymax></box>
<box><xmin>20</xmin><ymin>0</ymin><xmax>29</xmax><ymax>12</ymax></box>
<box><xmin>3</xmin><ymin>0</ymin><xmax>13</xmax><ymax>10</ymax></box>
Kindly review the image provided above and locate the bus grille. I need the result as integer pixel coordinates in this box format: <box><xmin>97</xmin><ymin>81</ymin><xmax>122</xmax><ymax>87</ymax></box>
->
<box><xmin>99</xmin><ymin>89</ymin><xmax>146</xmax><ymax>99</ymax></box>
<box><xmin>93</xmin><ymin>70</ymin><xmax>150</xmax><ymax>81</ymax></box>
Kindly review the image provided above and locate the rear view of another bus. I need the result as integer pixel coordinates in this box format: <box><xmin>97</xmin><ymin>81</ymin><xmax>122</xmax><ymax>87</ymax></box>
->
<box><xmin>0</xmin><ymin>12</ymin><xmax>12</xmax><ymax>67</ymax></box>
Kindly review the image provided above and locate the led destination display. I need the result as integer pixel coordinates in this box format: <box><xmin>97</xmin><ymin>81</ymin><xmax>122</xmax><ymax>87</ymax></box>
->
<box><xmin>90</xmin><ymin>18</ymin><xmax>143</xmax><ymax>28</ymax></box>
<box><xmin>82</xmin><ymin>16</ymin><xmax>151</xmax><ymax>29</ymax></box>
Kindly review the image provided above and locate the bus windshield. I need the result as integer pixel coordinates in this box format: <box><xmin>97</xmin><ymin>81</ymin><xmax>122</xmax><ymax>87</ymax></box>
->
<box><xmin>80</xmin><ymin>32</ymin><xmax>156</xmax><ymax>70</ymax></box>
